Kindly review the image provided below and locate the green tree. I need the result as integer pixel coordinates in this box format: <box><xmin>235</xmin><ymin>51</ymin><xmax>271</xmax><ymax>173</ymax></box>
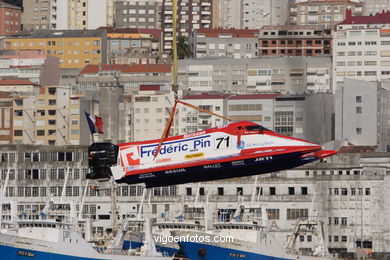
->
<box><xmin>176</xmin><ymin>36</ymin><xmax>191</xmax><ymax>59</ymax></box>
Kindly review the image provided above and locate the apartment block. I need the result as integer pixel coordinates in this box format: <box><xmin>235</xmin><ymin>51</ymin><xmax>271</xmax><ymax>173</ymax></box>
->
<box><xmin>4</xmin><ymin>30</ymin><xmax>107</xmax><ymax>69</ymax></box>
<box><xmin>191</xmin><ymin>28</ymin><xmax>259</xmax><ymax>59</ymax></box>
<box><xmin>335</xmin><ymin>78</ymin><xmax>390</xmax><ymax>152</ymax></box>
<box><xmin>77</xmin><ymin>64</ymin><xmax>171</xmax><ymax>93</ymax></box>
<box><xmin>178</xmin><ymin>93</ymin><xmax>230</xmax><ymax>134</ymax></box>
<box><xmin>162</xmin><ymin>0</ymin><xmax>213</xmax><ymax>52</ymax></box>
<box><xmin>359</xmin><ymin>0</ymin><xmax>390</xmax><ymax>15</ymax></box>
<box><xmin>11</xmin><ymin>85</ymin><xmax>84</xmax><ymax>146</ymax></box>
<box><xmin>288</xmin><ymin>0</ymin><xmax>363</xmax><ymax>26</ymax></box>
<box><xmin>115</xmin><ymin>0</ymin><xmax>163</xmax><ymax>29</ymax></box>
<box><xmin>333</xmin><ymin>10</ymin><xmax>390</xmax><ymax>91</ymax></box>
<box><xmin>104</xmin><ymin>27</ymin><xmax>162</xmax><ymax>65</ymax></box>
<box><xmin>219</xmin><ymin>0</ymin><xmax>289</xmax><ymax>29</ymax></box>
<box><xmin>0</xmin><ymin>92</ymin><xmax>13</xmax><ymax>144</ymax></box>
<box><xmin>258</xmin><ymin>25</ymin><xmax>332</xmax><ymax>56</ymax></box>
<box><xmin>21</xmin><ymin>0</ymin><xmax>114</xmax><ymax>30</ymax></box>
<box><xmin>0</xmin><ymin>1</ymin><xmax>21</xmax><ymax>35</ymax></box>
<box><xmin>178</xmin><ymin>57</ymin><xmax>332</xmax><ymax>94</ymax></box>
<box><xmin>131</xmin><ymin>88</ymin><xmax>176</xmax><ymax>141</ymax></box>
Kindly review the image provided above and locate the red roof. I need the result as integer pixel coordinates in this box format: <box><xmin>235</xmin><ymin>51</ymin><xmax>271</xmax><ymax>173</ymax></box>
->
<box><xmin>338</xmin><ymin>145</ymin><xmax>377</xmax><ymax>153</ymax></box>
<box><xmin>0</xmin><ymin>92</ymin><xmax>12</xmax><ymax>98</ymax></box>
<box><xmin>79</xmin><ymin>64</ymin><xmax>172</xmax><ymax>75</ymax></box>
<box><xmin>196</xmin><ymin>28</ymin><xmax>259</xmax><ymax>38</ymax></box>
<box><xmin>140</xmin><ymin>85</ymin><xmax>160</xmax><ymax>91</ymax></box>
<box><xmin>183</xmin><ymin>93</ymin><xmax>231</xmax><ymax>100</ymax></box>
<box><xmin>339</xmin><ymin>9</ymin><xmax>390</xmax><ymax>25</ymax></box>
<box><xmin>229</xmin><ymin>94</ymin><xmax>281</xmax><ymax>100</ymax></box>
<box><xmin>0</xmin><ymin>79</ymin><xmax>37</xmax><ymax>85</ymax></box>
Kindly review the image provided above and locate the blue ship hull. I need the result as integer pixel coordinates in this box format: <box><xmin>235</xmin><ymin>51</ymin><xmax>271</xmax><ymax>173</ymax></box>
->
<box><xmin>0</xmin><ymin>244</ymin><xmax>103</xmax><ymax>260</ymax></box>
<box><xmin>123</xmin><ymin>240</ymin><xmax>179</xmax><ymax>257</ymax></box>
<box><xmin>178</xmin><ymin>241</ymin><xmax>292</xmax><ymax>260</ymax></box>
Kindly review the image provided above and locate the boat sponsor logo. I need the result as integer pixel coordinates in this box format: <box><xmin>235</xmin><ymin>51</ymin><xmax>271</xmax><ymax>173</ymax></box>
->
<box><xmin>140</xmin><ymin>135</ymin><xmax>211</xmax><ymax>158</ymax></box>
<box><xmin>120</xmin><ymin>145</ymin><xmax>140</xmax><ymax>166</ymax></box>
<box><xmin>17</xmin><ymin>250</ymin><xmax>35</xmax><ymax>257</ymax></box>
<box><xmin>255</xmin><ymin>156</ymin><xmax>273</xmax><ymax>162</ymax></box>
<box><xmin>139</xmin><ymin>172</ymin><xmax>155</xmax><ymax>179</ymax></box>
<box><xmin>229</xmin><ymin>252</ymin><xmax>246</xmax><ymax>258</ymax></box>
<box><xmin>231</xmin><ymin>160</ymin><xmax>245</xmax><ymax>166</ymax></box>
<box><xmin>184</xmin><ymin>130</ymin><xmax>205</xmax><ymax>138</ymax></box>
<box><xmin>165</xmin><ymin>168</ymin><xmax>186</xmax><ymax>174</ymax></box>
<box><xmin>156</xmin><ymin>157</ymin><xmax>172</xmax><ymax>163</ymax></box>
<box><xmin>245</xmin><ymin>141</ymin><xmax>274</xmax><ymax>148</ymax></box>
<box><xmin>203</xmin><ymin>163</ymin><xmax>222</xmax><ymax>169</ymax></box>
<box><xmin>236</xmin><ymin>141</ymin><xmax>245</xmax><ymax>149</ymax></box>
<box><xmin>185</xmin><ymin>152</ymin><xmax>204</xmax><ymax>159</ymax></box>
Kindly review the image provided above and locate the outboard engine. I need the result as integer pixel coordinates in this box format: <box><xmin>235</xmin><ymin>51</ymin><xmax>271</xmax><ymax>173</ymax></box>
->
<box><xmin>87</xmin><ymin>142</ymin><xmax>119</xmax><ymax>180</ymax></box>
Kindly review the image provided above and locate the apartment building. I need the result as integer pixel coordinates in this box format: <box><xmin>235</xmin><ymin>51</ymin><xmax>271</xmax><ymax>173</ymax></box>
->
<box><xmin>0</xmin><ymin>50</ymin><xmax>60</xmax><ymax>85</ymax></box>
<box><xmin>0</xmin><ymin>1</ymin><xmax>21</xmax><ymax>35</ymax></box>
<box><xmin>0</xmin><ymin>92</ymin><xmax>13</xmax><ymax>144</ymax></box>
<box><xmin>21</xmin><ymin>0</ymin><xmax>114</xmax><ymax>30</ymax></box>
<box><xmin>191</xmin><ymin>28</ymin><xmax>259</xmax><ymax>59</ymax></box>
<box><xmin>258</xmin><ymin>25</ymin><xmax>332</xmax><ymax>56</ymax></box>
<box><xmin>105</xmin><ymin>27</ymin><xmax>162</xmax><ymax>65</ymax></box>
<box><xmin>335</xmin><ymin>78</ymin><xmax>390</xmax><ymax>152</ymax></box>
<box><xmin>115</xmin><ymin>0</ymin><xmax>163</xmax><ymax>29</ymax></box>
<box><xmin>4</xmin><ymin>30</ymin><xmax>107</xmax><ymax>69</ymax></box>
<box><xmin>288</xmin><ymin>0</ymin><xmax>363</xmax><ymax>26</ymax></box>
<box><xmin>131</xmin><ymin>88</ymin><xmax>177</xmax><ymax>141</ymax></box>
<box><xmin>162</xmin><ymin>0</ymin><xmax>214</xmax><ymax>52</ymax></box>
<box><xmin>219</xmin><ymin>0</ymin><xmax>289</xmax><ymax>29</ymax></box>
<box><xmin>11</xmin><ymin>85</ymin><xmax>84</xmax><ymax>146</ymax></box>
<box><xmin>333</xmin><ymin>10</ymin><xmax>390</xmax><ymax>91</ymax></box>
<box><xmin>178</xmin><ymin>56</ymin><xmax>332</xmax><ymax>94</ymax></box>
<box><xmin>77</xmin><ymin>64</ymin><xmax>172</xmax><ymax>93</ymax></box>
<box><xmin>358</xmin><ymin>0</ymin><xmax>390</xmax><ymax>15</ymax></box>
<box><xmin>178</xmin><ymin>93</ymin><xmax>230</xmax><ymax>134</ymax></box>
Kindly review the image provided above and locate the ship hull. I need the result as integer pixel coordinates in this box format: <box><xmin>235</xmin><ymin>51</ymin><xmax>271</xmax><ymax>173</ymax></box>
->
<box><xmin>117</xmin><ymin>151</ymin><xmax>321</xmax><ymax>188</ymax></box>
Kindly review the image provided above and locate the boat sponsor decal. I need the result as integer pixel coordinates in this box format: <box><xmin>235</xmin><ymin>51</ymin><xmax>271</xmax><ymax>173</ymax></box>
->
<box><xmin>215</xmin><ymin>136</ymin><xmax>230</xmax><ymax>149</ymax></box>
<box><xmin>184</xmin><ymin>130</ymin><xmax>206</xmax><ymax>138</ymax></box>
<box><xmin>236</xmin><ymin>141</ymin><xmax>245</xmax><ymax>149</ymax></box>
<box><xmin>231</xmin><ymin>160</ymin><xmax>245</xmax><ymax>166</ymax></box>
<box><xmin>244</xmin><ymin>141</ymin><xmax>274</xmax><ymax>148</ymax></box>
<box><xmin>165</xmin><ymin>168</ymin><xmax>187</xmax><ymax>174</ymax></box>
<box><xmin>17</xmin><ymin>250</ymin><xmax>35</xmax><ymax>257</ymax></box>
<box><xmin>139</xmin><ymin>172</ymin><xmax>155</xmax><ymax>179</ymax></box>
<box><xmin>140</xmin><ymin>135</ymin><xmax>211</xmax><ymax>158</ymax></box>
<box><xmin>203</xmin><ymin>163</ymin><xmax>222</xmax><ymax>169</ymax></box>
<box><xmin>185</xmin><ymin>152</ymin><xmax>204</xmax><ymax>159</ymax></box>
<box><xmin>229</xmin><ymin>252</ymin><xmax>246</xmax><ymax>258</ymax></box>
<box><xmin>156</xmin><ymin>158</ymin><xmax>172</xmax><ymax>163</ymax></box>
<box><xmin>120</xmin><ymin>145</ymin><xmax>140</xmax><ymax>166</ymax></box>
<box><xmin>255</xmin><ymin>156</ymin><xmax>273</xmax><ymax>162</ymax></box>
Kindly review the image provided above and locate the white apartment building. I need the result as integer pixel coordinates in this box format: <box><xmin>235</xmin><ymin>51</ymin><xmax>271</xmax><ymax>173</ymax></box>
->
<box><xmin>333</xmin><ymin>11</ymin><xmax>390</xmax><ymax>91</ymax></box>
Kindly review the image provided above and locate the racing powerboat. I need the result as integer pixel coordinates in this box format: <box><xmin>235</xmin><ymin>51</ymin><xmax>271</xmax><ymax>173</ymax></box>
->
<box><xmin>88</xmin><ymin>120</ymin><xmax>336</xmax><ymax>188</ymax></box>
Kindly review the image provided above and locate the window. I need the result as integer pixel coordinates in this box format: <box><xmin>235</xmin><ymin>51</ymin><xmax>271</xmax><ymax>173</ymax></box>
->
<box><xmin>342</xmin><ymin>236</ymin><xmax>347</xmax><ymax>242</ymax></box>
<box><xmin>356</xmin><ymin>128</ymin><xmax>362</xmax><ymax>134</ymax></box>
<box><xmin>269</xmin><ymin>187</ymin><xmax>276</xmax><ymax>195</ymax></box>
<box><xmin>356</xmin><ymin>96</ymin><xmax>362</xmax><ymax>103</ymax></box>
<box><xmin>301</xmin><ymin>187</ymin><xmax>308</xmax><ymax>195</ymax></box>
<box><xmin>237</xmin><ymin>187</ymin><xmax>243</xmax><ymax>195</ymax></box>
<box><xmin>288</xmin><ymin>187</ymin><xmax>295</xmax><ymax>195</ymax></box>
<box><xmin>14</xmin><ymin>130</ymin><xmax>22</xmax><ymax>136</ymax></box>
<box><xmin>356</xmin><ymin>107</ymin><xmax>362</xmax><ymax>114</ymax></box>
<box><xmin>267</xmin><ymin>209</ymin><xmax>280</xmax><ymax>220</ymax></box>
<box><xmin>217</xmin><ymin>187</ymin><xmax>224</xmax><ymax>196</ymax></box>
<box><xmin>334</xmin><ymin>217</ymin><xmax>339</xmax><ymax>225</ymax></box>
<box><xmin>341</xmin><ymin>188</ymin><xmax>348</xmax><ymax>195</ymax></box>
<box><xmin>341</xmin><ymin>217</ymin><xmax>348</xmax><ymax>226</ymax></box>
<box><xmin>365</xmin><ymin>188</ymin><xmax>370</xmax><ymax>195</ymax></box>
<box><xmin>287</xmin><ymin>209</ymin><xmax>308</xmax><ymax>220</ymax></box>
<box><xmin>186</xmin><ymin>187</ymin><xmax>192</xmax><ymax>196</ymax></box>
<box><xmin>37</xmin><ymin>130</ymin><xmax>45</xmax><ymax>136</ymax></box>
<box><xmin>334</xmin><ymin>188</ymin><xmax>339</xmax><ymax>195</ymax></box>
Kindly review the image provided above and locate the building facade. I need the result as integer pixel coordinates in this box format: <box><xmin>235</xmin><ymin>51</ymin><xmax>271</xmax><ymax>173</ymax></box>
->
<box><xmin>0</xmin><ymin>144</ymin><xmax>389</xmax><ymax>256</ymax></box>
<box><xmin>288</xmin><ymin>0</ymin><xmax>363</xmax><ymax>26</ymax></box>
<box><xmin>333</xmin><ymin>11</ymin><xmax>390</xmax><ymax>91</ymax></box>
<box><xmin>219</xmin><ymin>0</ymin><xmax>289</xmax><ymax>29</ymax></box>
<box><xmin>359</xmin><ymin>0</ymin><xmax>390</xmax><ymax>16</ymax></box>
<box><xmin>258</xmin><ymin>25</ymin><xmax>332</xmax><ymax>56</ymax></box>
<box><xmin>21</xmin><ymin>0</ymin><xmax>114</xmax><ymax>31</ymax></box>
<box><xmin>105</xmin><ymin>27</ymin><xmax>162</xmax><ymax>65</ymax></box>
<box><xmin>162</xmin><ymin>0</ymin><xmax>213</xmax><ymax>52</ymax></box>
<box><xmin>115</xmin><ymin>0</ymin><xmax>163</xmax><ymax>29</ymax></box>
<box><xmin>178</xmin><ymin>57</ymin><xmax>332</xmax><ymax>94</ymax></box>
<box><xmin>4</xmin><ymin>30</ymin><xmax>107</xmax><ymax>69</ymax></box>
<box><xmin>0</xmin><ymin>92</ymin><xmax>13</xmax><ymax>144</ymax></box>
<box><xmin>191</xmin><ymin>28</ymin><xmax>259</xmax><ymax>59</ymax></box>
<box><xmin>335</xmin><ymin>78</ymin><xmax>390</xmax><ymax>152</ymax></box>
<box><xmin>0</xmin><ymin>1</ymin><xmax>21</xmax><ymax>35</ymax></box>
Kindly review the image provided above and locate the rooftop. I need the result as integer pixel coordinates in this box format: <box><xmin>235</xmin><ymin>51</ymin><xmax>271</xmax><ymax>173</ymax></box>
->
<box><xmin>9</xmin><ymin>30</ymin><xmax>105</xmax><ymax>39</ymax></box>
<box><xmin>0</xmin><ymin>1</ymin><xmax>22</xmax><ymax>10</ymax></box>
<box><xmin>229</xmin><ymin>94</ymin><xmax>281</xmax><ymax>100</ymax></box>
<box><xmin>196</xmin><ymin>28</ymin><xmax>259</xmax><ymax>38</ymax></box>
<box><xmin>100</xmin><ymin>27</ymin><xmax>161</xmax><ymax>39</ymax></box>
<box><xmin>339</xmin><ymin>10</ymin><xmax>390</xmax><ymax>25</ymax></box>
<box><xmin>0</xmin><ymin>79</ymin><xmax>38</xmax><ymax>85</ymax></box>
<box><xmin>79</xmin><ymin>64</ymin><xmax>172</xmax><ymax>75</ymax></box>
<box><xmin>183</xmin><ymin>93</ymin><xmax>231</xmax><ymax>100</ymax></box>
